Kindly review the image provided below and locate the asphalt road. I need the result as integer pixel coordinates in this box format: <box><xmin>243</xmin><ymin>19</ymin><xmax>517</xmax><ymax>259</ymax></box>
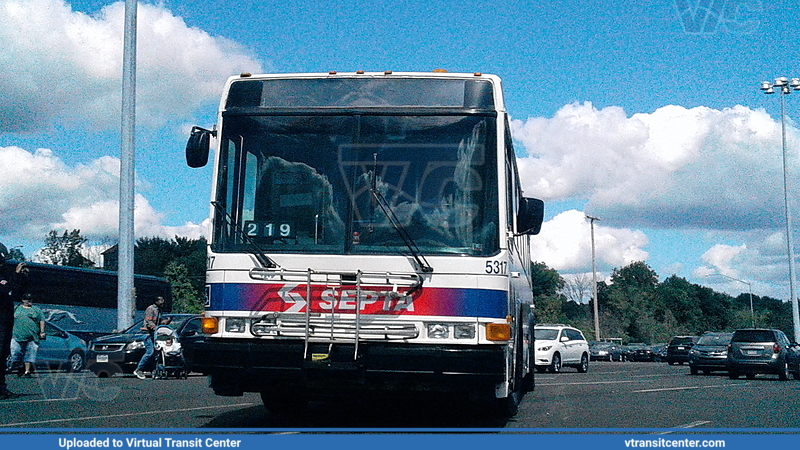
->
<box><xmin>1</xmin><ymin>361</ymin><xmax>798</xmax><ymax>429</ymax></box>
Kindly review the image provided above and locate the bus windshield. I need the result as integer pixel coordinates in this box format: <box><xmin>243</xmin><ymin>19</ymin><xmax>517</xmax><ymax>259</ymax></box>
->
<box><xmin>213</xmin><ymin>114</ymin><xmax>499</xmax><ymax>257</ymax></box>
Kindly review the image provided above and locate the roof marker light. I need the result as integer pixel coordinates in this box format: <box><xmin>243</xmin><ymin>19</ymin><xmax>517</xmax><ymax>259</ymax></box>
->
<box><xmin>240</xmin><ymin>73</ymin><xmax>252</xmax><ymax>78</ymax></box>
<box><xmin>432</xmin><ymin>69</ymin><xmax>448</xmax><ymax>73</ymax></box>
<box><xmin>356</xmin><ymin>70</ymin><xmax>365</xmax><ymax>74</ymax></box>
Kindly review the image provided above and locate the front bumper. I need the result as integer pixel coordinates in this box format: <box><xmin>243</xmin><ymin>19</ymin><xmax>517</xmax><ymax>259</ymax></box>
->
<box><xmin>183</xmin><ymin>337</ymin><xmax>507</xmax><ymax>396</ymax></box>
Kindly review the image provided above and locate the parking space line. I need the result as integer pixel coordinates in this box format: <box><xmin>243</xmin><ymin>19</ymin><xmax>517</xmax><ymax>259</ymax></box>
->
<box><xmin>634</xmin><ymin>384</ymin><xmax>738</xmax><ymax>393</ymax></box>
<box><xmin>656</xmin><ymin>420</ymin><xmax>712</xmax><ymax>433</ymax></box>
<box><xmin>0</xmin><ymin>403</ymin><xmax>256</xmax><ymax>427</ymax></box>
<box><xmin>538</xmin><ymin>380</ymin><xmax>648</xmax><ymax>386</ymax></box>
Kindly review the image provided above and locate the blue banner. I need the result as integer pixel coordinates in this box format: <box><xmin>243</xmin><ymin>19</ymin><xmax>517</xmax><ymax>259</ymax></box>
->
<box><xmin>0</xmin><ymin>431</ymin><xmax>798</xmax><ymax>450</ymax></box>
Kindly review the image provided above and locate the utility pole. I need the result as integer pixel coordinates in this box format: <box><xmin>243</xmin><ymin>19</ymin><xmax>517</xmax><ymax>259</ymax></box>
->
<box><xmin>587</xmin><ymin>215</ymin><xmax>601</xmax><ymax>341</ymax></box>
<box><xmin>117</xmin><ymin>0</ymin><xmax>137</xmax><ymax>331</ymax></box>
<box><xmin>760</xmin><ymin>77</ymin><xmax>800</xmax><ymax>342</ymax></box>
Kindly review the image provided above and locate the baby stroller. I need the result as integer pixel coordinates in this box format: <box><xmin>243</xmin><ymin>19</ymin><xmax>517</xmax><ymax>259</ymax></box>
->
<box><xmin>152</xmin><ymin>325</ymin><xmax>187</xmax><ymax>379</ymax></box>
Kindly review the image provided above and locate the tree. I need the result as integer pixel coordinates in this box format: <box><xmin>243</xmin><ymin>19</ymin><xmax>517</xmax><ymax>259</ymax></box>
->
<box><xmin>607</xmin><ymin>261</ymin><xmax>660</xmax><ymax>343</ymax></box>
<box><xmin>39</xmin><ymin>229</ymin><xmax>95</xmax><ymax>268</ymax></box>
<box><xmin>8</xmin><ymin>247</ymin><xmax>25</xmax><ymax>261</ymax></box>
<box><xmin>134</xmin><ymin>236</ymin><xmax>207</xmax><ymax>309</ymax></box>
<box><xmin>562</xmin><ymin>272</ymin><xmax>592</xmax><ymax>304</ymax></box>
<box><xmin>165</xmin><ymin>261</ymin><xmax>205</xmax><ymax>313</ymax></box>
<box><xmin>530</xmin><ymin>261</ymin><xmax>565</xmax><ymax>298</ymax></box>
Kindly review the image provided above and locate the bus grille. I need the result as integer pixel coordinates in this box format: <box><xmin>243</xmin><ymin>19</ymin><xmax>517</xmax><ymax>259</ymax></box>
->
<box><xmin>250</xmin><ymin>315</ymin><xmax>419</xmax><ymax>340</ymax></box>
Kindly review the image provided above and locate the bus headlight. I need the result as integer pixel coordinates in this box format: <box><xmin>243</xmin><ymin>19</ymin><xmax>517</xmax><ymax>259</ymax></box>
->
<box><xmin>454</xmin><ymin>323</ymin><xmax>476</xmax><ymax>339</ymax></box>
<box><xmin>225</xmin><ymin>318</ymin><xmax>246</xmax><ymax>333</ymax></box>
<box><xmin>427</xmin><ymin>323</ymin><xmax>449</xmax><ymax>339</ymax></box>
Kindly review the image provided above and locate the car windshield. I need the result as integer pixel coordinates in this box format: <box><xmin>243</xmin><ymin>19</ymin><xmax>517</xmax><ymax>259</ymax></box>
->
<box><xmin>732</xmin><ymin>330</ymin><xmax>774</xmax><ymax>342</ymax></box>
<box><xmin>670</xmin><ymin>337</ymin><xmax>694</xmax><ymax>345</ymax></box>
<box><xmin>697</xmin><ymin>334</ymin><xmax>732</xmax><ymax>345</ymax></box>
<box><xmin>535</xmin><ymin>329</ymin><xmax>559</xmax><ymax>340</ymax></box>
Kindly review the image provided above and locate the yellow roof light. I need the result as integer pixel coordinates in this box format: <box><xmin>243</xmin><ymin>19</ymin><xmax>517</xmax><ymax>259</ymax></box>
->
<box><xmin>240</xmin><ymin>72</ymin><xmax>252</xmax><ymax>78</ymax></box>
<box><xmin>432</xmin><ymin>69</ymin><xmax>448</xmax><ymax>73</ymax></box>
<box><xmin>356</xmin><ymin>70</ymin><xmax>365</xmax><ymax>74</ymax></box>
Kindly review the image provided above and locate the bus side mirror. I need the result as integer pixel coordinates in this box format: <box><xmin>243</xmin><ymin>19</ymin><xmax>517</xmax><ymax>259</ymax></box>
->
<box><xmin>186</xmin><ymin>126</ymin><xmax>213</xmax><ymax>168</ymax></box>
<box><xmin>517</xmin><ymin>197</ymin><xmax>544</xmax><ymax>235</ymax></box>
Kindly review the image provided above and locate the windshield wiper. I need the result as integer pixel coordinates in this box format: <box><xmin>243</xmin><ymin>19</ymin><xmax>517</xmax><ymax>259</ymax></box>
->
<box><xmin>369</xmin><ymin>154</ymin><xmax>433</xmax><ymax>274</ymax></box>
<box><xmin>211</xmin><ymin>201</ymin><xmax>279</xmax><ymax>269</ymax></box>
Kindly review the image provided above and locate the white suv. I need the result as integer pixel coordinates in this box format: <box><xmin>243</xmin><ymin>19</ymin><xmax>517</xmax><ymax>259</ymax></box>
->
<box><xmin>534</xmin><ymin>324</ymin><xmax>590</xmax><ymax>373</ymax></box>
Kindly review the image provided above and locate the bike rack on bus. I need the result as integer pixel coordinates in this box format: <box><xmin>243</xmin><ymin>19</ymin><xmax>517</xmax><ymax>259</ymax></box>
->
<box><xmin>248</xmin><ymin>267</ymin><xmax>422</xmax><ymax>360</ymax></box>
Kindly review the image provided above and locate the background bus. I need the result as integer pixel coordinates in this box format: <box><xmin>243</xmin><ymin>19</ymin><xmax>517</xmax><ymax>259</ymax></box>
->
<box><xmin>3</xmin><ymin>260</ymin><xmax>172</xmax><ymax>339</ymax></box>
<box><xmin>184</xmin><ymin>71</ymin><xmax>543</xmax><ymax>416</ymax></box>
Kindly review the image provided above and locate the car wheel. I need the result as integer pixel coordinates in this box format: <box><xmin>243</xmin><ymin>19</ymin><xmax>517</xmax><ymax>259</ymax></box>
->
<box><xmin>690</xmin><ymin>366</ymin><xmax>698</xmax><ymax>375</ymax></box>
<box><xmin>577</xmin><ymin>353</ymin><xmax>589</xmax><ymax>373</ymax></box>
<box><xmin>549</xmin><ymin>353</ymin><xmax>562</xmax><ymax>373</ymax></box>
<box><xmin>66</xmin><ymin>351</ymin><xmax>85</xmax><ymax>372</ymax></box>
<box><xmin>778</xmin><ymin>362</ymin><xmax>789</xmax><ymax>381</ymax></box>
<box><xmin>728</xmin><ymin>371</ymin><xmax>739</xmax><ymax>379</ymax></box>
<box><xmin>745</xmin><ymin>373</ymin><xmax>756</xmax><ymax>380</ymax></box>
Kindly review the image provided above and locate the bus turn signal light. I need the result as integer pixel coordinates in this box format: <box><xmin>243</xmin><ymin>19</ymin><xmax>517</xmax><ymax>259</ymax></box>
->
<box><xmin>486</xmin><ymin>323</ymin><xmax>511</xmax><ymax>341</ymax></box>
<box><xmin>201</xmin><ymin>317</ymin><xmax>219</xmax><ymax>334</ymax></box>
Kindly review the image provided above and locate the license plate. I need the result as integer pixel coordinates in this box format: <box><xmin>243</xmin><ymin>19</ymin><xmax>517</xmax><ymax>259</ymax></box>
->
<box><xmin>96</xmin><ymin>355</ymin><xmax>109</xmax><ymax>363</ymax></box>
<box><xmin>677</xmin><ymin>346</ymin><xmax>685</xmax><ymax>350</ymax></box>
<box><xmin>745</xmin><ymin>350</ymin><xmax>760</xmax><ymax>356</ymax></box>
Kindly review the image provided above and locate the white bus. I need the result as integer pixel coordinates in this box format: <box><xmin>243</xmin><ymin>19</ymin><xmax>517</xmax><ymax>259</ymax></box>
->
<box><xmin>184</xmin><ymin>71</ymin><xmax>544</xmax><ymax>416</ymax></box>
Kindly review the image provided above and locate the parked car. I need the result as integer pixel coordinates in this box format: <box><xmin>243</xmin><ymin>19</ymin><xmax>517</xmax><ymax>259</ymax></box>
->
<box><xmin>687</xmin><ymin>332</ymin><xmax>733</xmax><ymax>375</ymax></box>
<box><xmin>534</xmin><ymin>324</ymin><xmax>590</xmax><ymax>373</ymax></box>
<box><xmin>726</xmin><ymin>328</ymin><xmax>799</xmax><ymax>380</ymax></box>
<box><xmin>666</xmin><ymin>335</ymin><xmax>698</xmax><ymax>365</ymax></box>
<box><xmin>6</xmin><ymin>321</ymin><xmax>88</xmax><ymax>373</ymax></box>
<box><xmin>628</xmin><ymin>343</ymin><xmax>656</xmax><ymax>362</ymax></box>
<box><xmin>590</xmin><ymin>342</ymin><xmax>613</xmax><ymax>361</ymax></box>
<box><xmin>651</xmin><ymin>343</ymin><xmax>667</xmax><ymax>362</ymax></box>
<box><xmin>87</xmin><ymin>314</ymin><xmax>201</xmax><ymax>377</ymax></box>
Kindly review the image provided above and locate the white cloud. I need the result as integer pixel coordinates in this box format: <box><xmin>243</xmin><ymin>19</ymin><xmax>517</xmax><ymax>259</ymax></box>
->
<box><xmin>0</xmin><ymin>145</ymin><xmax>206</xmax><ymax>243</ymax></box>
<box><xmin>530</xmin><ymin>209</ymin><xmax>649</xmax><ymax>273</ymax></box>
<box><xmin>512</xmin><ymin>102</ymin><xmax>798</xmax><ymax>231</ymax></box>
<box><xmin>0</xmin><ymin>0</ymin><xmax>264</xmax><ymax>132</ymax></box>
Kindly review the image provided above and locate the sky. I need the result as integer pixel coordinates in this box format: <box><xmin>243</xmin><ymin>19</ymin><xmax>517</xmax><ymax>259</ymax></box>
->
<box><xmin>1</xmin><ymin>0</ymin><xmax>799</xmax><ymax>301</ymax></box>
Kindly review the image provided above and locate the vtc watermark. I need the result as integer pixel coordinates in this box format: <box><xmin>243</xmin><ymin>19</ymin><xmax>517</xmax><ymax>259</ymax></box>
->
<box><xmin>675</xmin><ymin>0</ymin><xmax>763</xmax><ymax>34</ymax></box>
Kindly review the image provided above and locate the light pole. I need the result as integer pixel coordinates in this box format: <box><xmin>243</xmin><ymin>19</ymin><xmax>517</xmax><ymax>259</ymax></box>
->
<box><xmin>760</xmin><ymin>77</ymin><xmax>800</xmax><ymax>342</ymax></box>
<box><xmin>586</xmin><ymin>215</ymin><xmax>601</xmax><ymax>341</ymax></box>
<box><xmin>707</xmin><ymin>273</ymin><xmax>755</xmax><ymax>328</ymax></box>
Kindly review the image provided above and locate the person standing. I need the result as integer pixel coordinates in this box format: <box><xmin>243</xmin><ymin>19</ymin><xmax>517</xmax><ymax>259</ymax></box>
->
<box><xmin>0</xmin><ymin>243</ymin><xmax>28</xmax><ymax>399</ymax></box>
<box><xmin>133</xmin><ymin>296</ymin><xmax>171</xmax><ymax>380</ymax></box>
<box><xmin>9</xmin><ymin>293</ymin><xmax>46</xmax><ymax>377</ymax></box>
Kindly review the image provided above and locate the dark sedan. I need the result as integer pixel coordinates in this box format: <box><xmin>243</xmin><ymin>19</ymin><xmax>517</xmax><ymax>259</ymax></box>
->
<box><xmin>627</xmin><ymin>343</ymin><xmax>655</xmax><ymax>362</ymax></box>
<box><xmin>87</xmin><ymin>314</ymin><xmax>201</xmax><ymax>377</ymax></box>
